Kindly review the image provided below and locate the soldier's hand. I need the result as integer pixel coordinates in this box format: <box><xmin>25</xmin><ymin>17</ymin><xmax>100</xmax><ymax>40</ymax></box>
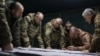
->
<box><xmin>61</xmin><ymin>48</ymin><xmax>66</xmax><ymax>50</ymax></box>
<box><xmin>67</xmin><ymin>46</ymin><xmax>75</xmax><ymax>51</ymax></box>
<box><xmin>46</xmin><ymin>47</ymin><xmax>52</xmax><ymax>49</ymax></box>
<box><xmin>27</xmin><ymin>45</ymin><xmax>31</xmax><ymax>48</ymax></box>
<box><xmin>2</xmin><ymin>43</ymin><xmax>13</xmax><ymax>51</ymax></box>
<box><xmin>40</xmin><ymin>45</ymin><xmax>45</xmax><ymax>49</ymax></box>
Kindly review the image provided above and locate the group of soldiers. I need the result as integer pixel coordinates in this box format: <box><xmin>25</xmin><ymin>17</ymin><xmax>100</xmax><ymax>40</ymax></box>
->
<box><xmin>0</xmin><ymin>0</ymin><xmax>100</xmax><ymax>53</ymax></box>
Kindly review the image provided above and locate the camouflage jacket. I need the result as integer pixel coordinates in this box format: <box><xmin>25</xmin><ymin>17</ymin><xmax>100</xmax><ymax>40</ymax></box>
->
<box><xmin>89</xmin><ymin>12</ymin><xmax>100</xmax><ymax>52</ymax></box>
<box><xmin>63</xmin><ymin>27</ymin><xmax>71</xmax><ymax>47</ymax></box>
<box><xmin>6</xmin><ymin>9</ymin><xmax>22</xmax><ymax>47</ymax></box>
<box><xmin>44</xmin><ymin>19</ymin><xmax>65</xmax><ymax>49</ymax></box>
<box><xmin>71</xmin><ymin>29</ymin><xmax>91</xmax><ymax>51</ymax></box>
<box><xmin>20</xmin><ymin>13</ymin><xmax>44</xmax><ymax>47</ymax></box>
<box><xmin>0</xmin><ymin>4</ymin><xmax>12</xmax><ymax>46</ymax></box>
<box><xmin>11</xmin><ymin>17</ymin><xmax>22</xmax><ymax>47</ymax></box>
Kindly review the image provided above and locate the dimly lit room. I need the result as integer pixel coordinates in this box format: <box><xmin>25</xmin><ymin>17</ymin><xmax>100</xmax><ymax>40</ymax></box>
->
<box><xmin>0</xmin><ymin>0</ymin><xmax>100</xmax><ymax>56</ymax></box>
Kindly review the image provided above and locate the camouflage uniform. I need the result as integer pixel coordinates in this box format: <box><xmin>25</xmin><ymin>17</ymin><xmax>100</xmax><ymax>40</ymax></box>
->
<box><xmin>6</xmin><ymin>10</ymin><xmax>22</xmax><ymax>47</ymax></box>
<box><xmin>63</xmin><ymin>27</ymin><xmax>70</xmax><ymax>47</ymax></box>
<box><xmin>68</xmin><ymin>29</ymin><xmax>91</xmax><ymax>51</ymax></box>
<box><xmin>0</xmin><ymin>0</ymin><xmax>12</xmax><ymax>47</ymax></box>
<box><xmin>44</xmin><ymin>19</ymin><xmax>65</xmax><ymax>49</ymax></box>
<box><xmin>89</xmin><ymin>13</ymin><xmax>100</xmax><ymax>52</ymax></box>
<box><xmin>11</xmin><ymin>18</ymin><xmax>22</xmax><ymax>47</ymax></box>
<box><xmin>20</xmin><ymin>13</ymin><xmax>44</xmax><ymax>48</ymax></box>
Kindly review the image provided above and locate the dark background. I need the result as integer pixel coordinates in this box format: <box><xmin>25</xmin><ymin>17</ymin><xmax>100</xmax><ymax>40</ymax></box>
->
<box><xmin>6</xmin><ymin>0</ymin><xmax>100</xmax><ymax>34</ymax></box>
<box><xmin>14</xmin><ymin>0</ymin><xmax>100</xmax><ymax>14</ymax></box>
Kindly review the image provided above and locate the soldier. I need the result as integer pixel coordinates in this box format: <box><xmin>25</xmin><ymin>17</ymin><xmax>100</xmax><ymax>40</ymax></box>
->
<box><xmin>67</xmin><ymin>26</ymin><xmax>91</xmax><ymax>51</ymax></box>
<box><xmin>63</xmin><ymin>21</ymin><xmax>72</xmax><ymax>47</ymax></box>
<box><xmin>44</xmin><ymin>18</ymin><xmax>65</xmax><ymax>49</ymax></box>
<box><xmin>20</xmin><ymin>12</ymin><xmax>44</xmax><ymax>48</ymax></box>
<box><xmin>6</xmin><ymin>2</ymin><xmax>24</xmax><ymax>47</ymax></box>
<box><xmin>82</xmin><ymin>8</ymin><xmax>100</xmax><ymax>52</ymax></box>
<box><xmin>0</xmin><ymin>0</ymin><xmax>13</xmax><ymax>51</ymax></box>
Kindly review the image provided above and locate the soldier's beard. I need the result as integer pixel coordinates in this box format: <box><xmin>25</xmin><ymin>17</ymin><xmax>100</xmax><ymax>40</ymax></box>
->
<box><xmin>13</xmin><ymin>14</ymin><xmax>21</xmax><ymax>19</ymax></box>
